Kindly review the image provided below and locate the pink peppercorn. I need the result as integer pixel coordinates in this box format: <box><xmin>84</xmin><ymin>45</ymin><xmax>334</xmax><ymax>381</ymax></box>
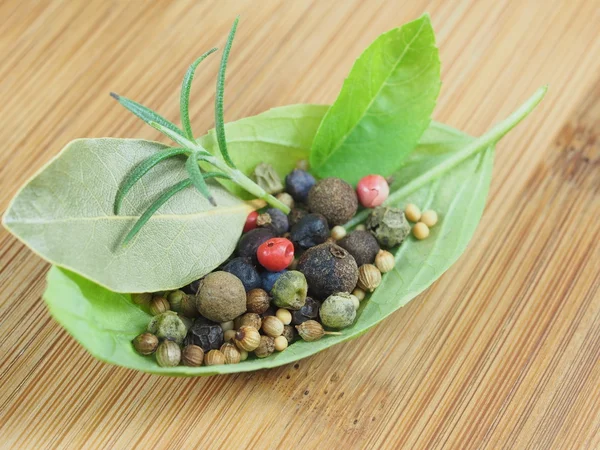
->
<box><xmin>257</xmin><ymin>238</ymin><xmax>294</xmax><ymax>272</ymax></box>
<box><xmin>243</xmin><ymin>211</ymin><xmax>259</xmax><ymax>233</ymax></box>
<box><xmin>356</xmin><ymin>175</ymin><xmax>389</xmax><ymax>208</ymax></box>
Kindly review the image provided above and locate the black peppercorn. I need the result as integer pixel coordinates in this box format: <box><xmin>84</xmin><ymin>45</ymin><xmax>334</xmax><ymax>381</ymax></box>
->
<box><xmin>184</xmin><ymin>318</ymin><xmax>224</xmax><ymax>353</ymax></box>
<box><xmin>291</xmin><ymin>297</ymin><xmax>321</xmax><ymax>325</ymax></box>
<box><xmin>285</xmin><ymin>169</ymin><xmax>315</xmax><ymax>202</ymax></box>
<box><xmin>297</xmin><ymin>242</ymin><xmax>359</xmax><ymax>299</ymax></box>
<box><xmin>288</xmin><ymin>206</ymin><xmax>309</xmax><ymax>228</ymax></box>
<box><xmin>264</xmin><ymin>208</ymin><xmax>289</xmax><ymax>235</ymax></box>
<box><xmin>290</xmin><ymin>213</ymin><xmax>330</xmax><ymax>250</ymax></box>
<box><xmin>307</xmin><ymin>177</ymin><xmax>358</xmax><ymax>226</ymax></box>
<box><xmin>238</xmin><ymin>227</ymin><xmax>276</xmax><ymax>264</ymax></box>
<box><xmin>182</xmin><ymin>279</ymin><xmax>202</xmax><ymax>295</ymax></box>
<box><xmin>337</xmin><ymin>230</ymin><xmax>380</xmax><ymax>266</ymax></box>
<box><xmin>223</xmin><ymin>257</ymin><xmax>262</xmax><ymax>291</ymax></box>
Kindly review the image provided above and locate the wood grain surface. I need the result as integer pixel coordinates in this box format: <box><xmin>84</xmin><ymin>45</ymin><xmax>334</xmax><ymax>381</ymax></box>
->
<box><xmin>1</xmin><ymin>1</ymin><xmax>599</xmax><ymax>448</ymax></box>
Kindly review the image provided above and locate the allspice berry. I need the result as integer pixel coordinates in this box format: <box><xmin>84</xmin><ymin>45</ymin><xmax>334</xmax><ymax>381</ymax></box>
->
<box><xmin>374</xmin><ymin>249</ymin><xmax>395</xmax><ymax>273</ymax></box>
<box><xmin>357</xmin><ymin>264</ymin><xmax>382</xmax><ymax>292</ymax></box>
<box><xmin>366</xmin><ymin>206</ymin><xmax>411</xmax><ymax>248</ymax></box>
<box><xmin>262</xmin><ymin>316</ymin><xmax>284</xmax><ymax>337</ymax></box>
<box><xmin>254</xmin><ymin>336</ymin><xmax>275</xmax><ymax>358</ymax></box>
<box><xmin>196</xmin><ymin>271</ymin><xmax>246</xmax><ymax>322</ymax></box>
<box><xmin>149</xmin><ymin>296</ymin><xmax>170</xmax><ymax>315</ymax></box>
<box><xmin>234</xmin><ymin>313</ymin><xmax>262</xmax><ymax>331</ymax></box>
<box><xmin>220</xmin><ymin>343</ymin><xmax>241</xmax><ymax>364</ymax></box>
<box><xmin>155</xmin><ymin>340</ymin><xmax>181</xmax><ymax>367</ymax></box>
<box><xmin>308</xmin><ymin>177</ymin><xmax>358</xmax><ymax>226</ymax></box>
<box><xmin>132</xmin><ymin>333</ymin><xmax>159</xmax><ymax>355</ymax></box>
<box><xmin>295</xmin><ymin>320</ymin><xmax>340</xmax><ymax>341</ymax></box>
<box><xmin>338</xmin><ymin>230</ymin><xmax>380</xmax><ymax>266</ymax></box>
<box><xmin>234</xmin><ymin>326</ymin><xmax>261</xmax><ymax>352</ymax></box>
<box><xmin>297</xmin><ymin>242</ymin><xmax>358</xmax><ymax>300</ymax></box>
<box><xmin>131</xmin><ymin>293</ymin><xmax>152</xmax><ymax>306</ymax></box>
<box><xmin>205</xmin><ymin>349</ymin><xmax>226</xmax><ymax>366</ymax></box>
<box><xmin>181</xmin><ymin>345</ymin><xmax>204</xmax><ymax>367</ymax></box>
<box><xmin>246</xmin><ymin>288</ymin><xmax>270</xmax><ymax>314</ymax></box>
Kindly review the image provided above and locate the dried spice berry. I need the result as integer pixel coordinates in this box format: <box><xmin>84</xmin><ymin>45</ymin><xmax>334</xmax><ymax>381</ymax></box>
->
<box><xmin>285</xmin><ymin>169</ymin><xmax>315</xmax><ymax>203</ymax></box>
<box><xmin>234</xmin><ymin>326</ymin><xmax>261</xmax><ymax>351</ymax></box>
<box><xmin>290</xmin><ymin>213</ymin><xmax>330</xmax><ymax>250</ymax></box>
<box><xmin>243</xmin><ymin>211</ymin><xmax>259</xmax><ymax>233</ymax></box>
<box><xmin>204</xmin><ymin>349</ymin><xmax>226</xmax><ymax>366</ymax></box>
<box><xmin>149</xmin><ymin>296</ymin><xmax>170</xmax><ymax>316</ymax></box>
<box><xmin>184</xmin><ymin>318</ymin><xmax>224</xmax><ymax>353</ymax></box>
<box><xmin>366</xmin><ymin>206</ymin><xmax>411</xmax><ymax>248</ymax></box>
<box><xmin>196</xmin><ymin>271</ymin><xmax>246</xmax><ymax>322</ymax></box>
<box><xmin>234</xmin><ymin>313</ymin><xmax>262</xmax><ymax>331</ymax></box>
<box><xmin>254</xmin><ymin>335</ymin><xmax>275</xmax><ymax>358</ymax></box>
<box><xmin>131</xmin><ymin>293</ymin><xmax>152</xmax><ymax>306</ymax></box>
<box><xmin>271</xmin><ymin>270</ymin><xmax>308</xmax><ymax>310</ymax></box>
<box><xmin>167</xmin><ymin>290</ymin><xmax>199</xmax><ymax>318</ymax></box>
<box><xmin>338</xmin><ymin>230</ymin><xmax>380</xmax><ymax>266</ymax></box>
<box><xmin>254</xmin><ymin>162</ymin><xmax>283</xmax><ymax>194</ymax></box>
<box><xmin>307</xmin><ymin>178</ymin><xmax>358</xmax><ymax>226</ymax></box>
<box><xmin>357</xmin><ymin>264</ymin><xmax>382</xmax><ymax>292</ymax></box>
<box><xmin>223</xmin><ymin>257</ymin><xmax>261</xmax><ymax>292</ymax></box>
<box><xmin>374</xmin><ymin>249</ymin><xmax>395</xmax><ymax>273</ymax></box>
<box><xmin>262</xmin><ymin>316</ymin><xmax>284</xmax><ymax>337</ymax></box>
<box><xmin>220</xmin><ymin>342</ymin><xmax>241</xmax><ymax>364</ymax></box>
<box><xmin>356</xmin><ymin>174</ymin><xmax>389</xmax><ymax>208</ymax></box>
<box><xmin>147</xmin><ymin>311</ymin><xmax>187</xmax><ymax>344</ymax></box>
<box><xmin>291</xmin><ymin>297</ymin><xmax>321</xmax><ymax>325</ymax></box>
<box><xmin>319</xmin><ymin>293</ymin><xmax>357</xmax><ymax>329</ymax></box>
<box><xmin>238</xmin><ymin>227</ymin><xmax>276</xmax><ymax>264</ymax></box>
<box><xmin>182</xmin><ymin>279</ymin><xmax>202</xmax><ymax>295</ymax></box>
<box><xmin>132</xmin><ymin>333</ymin><xmax>159</xmax><ymax>355</ymax></box>
<box><xmin>276</xmin><ymin>192</ymin><xmax>295</xmax><ymax>210</ymax></box>
<box><xmin>282</xmin><ymin>324</ymin><xmax>296</xmax><ymax>343</ymax></box>
<box><xmin>246</xmin><ymin>288</ymin><xmax>270</xmax><ymax>314</ymax></box>
<box><xmin>288</xmin><ymin>206</ymin><xmax>309</xmax><ymax>228</ymax></box>
<box><xmin>155</xmin><ymin>340</ymin><xmax>181</xmax><ymax>367</ymax></box>
<box><xmin>297</xmin><ymin>242</ymin><xmax>359</xmax><ymax>299</ymax></box>
<box><xmin>257</xmin><ymin>238</ymin><xmax>294</xmax><ymax>272</ymax></box>
<box><xmin>264</xmin><ymin>208</ymin><xmax>289</xmax><ymax>235</ymax></box>
<box><xmin>295</xmin><ymin>320</ymin><xmax>340</xmax><ymax>341</ymax></box>
<box><xmin>181</xmin><ymin>344</ymin><xmax>204</xmax><ymax>367</ymax></box>
<box><xmin>260</xmin><ymin>270</ymin><xmax>287</xmax><ymax>293</ymax></box>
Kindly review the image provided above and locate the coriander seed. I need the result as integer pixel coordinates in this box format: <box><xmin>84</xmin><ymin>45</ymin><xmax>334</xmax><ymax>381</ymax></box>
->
<box><xmin>234</xmin><ymin>313</ymin><xmax>262</xmax><ymax>331</ymax></box>
<box><xmin>404</xmin><ymin>203</ymin><xmax>421</xmax><ymax>222</ymax></box>
<box><xmin>421</xmin><ymin>210</ymin><xmax>438</xmax><ymax>227</ymax></box>
<box><xmin>149</xmin><ymin>296</ymin><xmax>170</xmax><ymax>315</ymax></box>
<box><xmin>262</xmin><ymin>315</ymin><xmax>284</xmax><ymax>337</ymax></box>
<box><xmin>220</xmin><ymin>342</ymin><xmax>242</xmax><ymax>364</ymax></box>
<box><xmin>357</xmin><ymin>264</ymin><xmax>382</xmax><ymax>292</ymax></box>
<box><xmin>132</xmin><ymin>333</ymin><xmax>158</xmax><ymax>355</ymax></box>
<box><xmin>413</xmin><ymin>222</ymin><xmax>430</xmax><ymax>240</ymax></box>
<box><xmin>132</xmin><ymin>293</ymin><xmax>152</xmax><ymax>306</ymax></box>
<box><xmin>374</xmin><ymin>249</ymin><xmax>395</xmax><ymax>273</ymax></box>
<box><xmin>181</xmin><ymin>345</ymin><xmax>204</xmax><ymax>367</ymax></box>
<box><xmin>274</xmin><ymin>335</ymin><xmax>288</xmax><ymax>351</ymax></box>
<box><xmin>246</xmin><ymin>288</ymin><xmax>270</xmax><ymax>314</ymax></box>
<box><xmin>295</xmin><ymin>320</ymin><xmax>341</xmax><ymax>342</ymax></box>
<box><xmin>352</xmin><ymin>288</ymin><xmax>366</xmax><ymax>301</ymax></box>
<box><xmin>168</xmin><ymin>290</ymin><xmax>198</xmax><ymax>318</ymax></box>
<box><xmin>254</xmin><ymin>336</ymin><xmax>275</xmax><ymax>358</ymax></box>
<box><xmin>275</xmin><ymin>308</ymin><xmax>292</xmax><ymax>325</ymax></box>
<box><xmin>224</xmin><ymin>329</ymin><xmax>237</xmax><ymax>342</ymax></box>
<box><xmin>331</xmin><ymin>225</ymin><xmax>347</xmax><ymax>241</ymax></box>
<box><xmin>234</xmin><ymin>326</ymin><xmax>261</xmax><ymax>351</ymax></box>
<box><xmin>155</xmin><ymin>340</ymin><xmax>181</xmax><ymax>367</ymax></box>
<box><xmin>205</xmin><ymin>349</ymin><xmax>226</xmax><ymax>366</ymax></box>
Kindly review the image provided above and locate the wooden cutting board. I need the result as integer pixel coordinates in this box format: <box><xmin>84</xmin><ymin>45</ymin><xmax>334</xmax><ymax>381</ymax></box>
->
<box><xmin>1</xmin><ymin>0</ymin><xmax>598</xmax><ymax>448</ymax></box>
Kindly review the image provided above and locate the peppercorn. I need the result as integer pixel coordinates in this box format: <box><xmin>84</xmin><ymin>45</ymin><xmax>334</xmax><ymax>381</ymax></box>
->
<box><xmin>374</xmin><ymin>249</ymin><xmax>395</xmax><ymax>273</ymax></box>
<box><xmin>356</xmin><ymin>174</ymin><xmax>389</xmax><ymax>208</ymax></box>
<box><xmin>155</xmin><ymin>340</ymin><xmax>181</xmax><ymax>367</ymax></box>
<box><xmin>179</xmin><ymin>315</ymin><xmax>193</xmax><ymax>332</ymax></box>
<box><xmin>132</xmin><ymin>333</ymin><xmax>159</xmax><ymax>355</ymax></box>
<box><xmin>256</xmin><ymin>212</ymin><xmax>272</xmax><ymax>228</ymax></box>
<box><xmin>295</xmin><ymin>320</ymin><xmax>340</xmax><ymax>342</ymax></box>
<box><xmin>238</xmin><ymin>227</ymin><xmax>277</xmax><ymax>264</ymax></box>
<box><xmin>366</xmin><ymin>206</ymin><xmax>411</xmax><ymax>248</ymax></box>
<box><xmin>275</xmin><ymin>308</ymin><xmax>292</xmax><ymax>325</ymax></box>
<box><xmin>274</xmin><ymin>336</ymin><xmax>288</xmax><ymax>351</ymax></box>
<box><xmin>297</xmin><ymin>242</ymin><xmax>359</xmax><ymax>299</ymax></box>
<box><xmin>282</xmin><ymin>324</ymin><xmax>296</xmax><ymax>343</ymax></box>
<box><xmin>420</xmin><ymin>210</ymin><xmax>438</xmax><ymax>227</ymax></box>
<box><xmin>271</xmin><ymin>270</ymin><xmax>308</xmax><ymax>310</ymax></box>
<box><xmin>195</xmin><ymin>271</ymin><xmax>247</xmax><ymax>322</ymax></box>
<box><xmin>254</xmin><ymin>335</ymin><xmax>275</xmax><ymax>358</ymax></box>
<box><xmin>290</xmin><ymin>213</ymin><xmax>330</xmax><ymax>250</ymax></box>
<box><xmin>182</xmin><ymin>279</ymin><xmax>202</xmax><ymax>295</ymax></box>
<box><xmin>181</xmin><ymin>344</ymin><xmax>204</xmax><ymax>366</ymax></box>
<box><xmin>167</xmin><ymin>290</ymin><xmax>199</xmax><ymax>318</ymax></box>
<box><xmin>308</xmin><ymin>178</ymin><xmax>358</xmax><ymax>226</ymax></box>
<box><xmin>404</xmin><ymin>203</ymin><xmax>421</xmax><ymax>222</ymax></box>
<box><xmin>204</xmin><ymin>349</ymin><xmax>226</xmax><ymax>366</ymax></box>
<box><xmin>243</xmin><ymin>210</ymin><xmax>259</xmax><ymax>233</ymax></box>
<box><xmin>413</xmin><ymin>222</ymin><xmax>430</xmax><ymax>240</ymax></box>
<box><xmin>223</xmin><ymin>329</ymin><xmax>237</xmax><ymax>342</ymax></box>
<box><xmin>260</xmin><ymin>270</ymin><xmax>287</xmax><ymax>293</ymax></box>
<box><xmin>276</xmin><ymin>192</ymin><xmax>295</xmax><ymax>210</ymax></box>
<box><xmin>262</xmin><ymin>315</ymin><xmax>284</xmax><ymax>337</ymax></box>
<box><xmin>257</xmin><ymin>238</ymin><xmax>295</xmax><ymax>272</ymax></box>
<box><xmin>352</xmin><ymin>288</ymin><xmax>366</xmax><ymax>301</ymax></box>
<box><xmin>357</xmin><ymin>264</ymin><xmax>382</xmax><ymax>292</ymax></box>
<box><xmin>291</xmin><ymin>297</ymin><xmax>321</xmax><ymax>325</ymax></box>
<box><xmin>149</xmin><ymin>296</ymin><xmax>170</xmax><ymax>315</ymax></box>
<box><xmin>261</xmin><ymin>306</ymin><xmax>276</xmax><ymax>318</ymax></box>
<box><xmin>234</xmin><ymin>313</ymin><xmax>262</xmax><ymax>330</ymax></box>
<box><xmin>338</xmin><ymin>230</ymin><xmax>380</xmax><ymax>266</ymax></box>
<box><xmin>147</xmin><ymin>311</ymin><xmax>187</xmax><ymax>344</ymax></box>
<box><xmin>220</xmin><ymin>342</ymin><xmax>241</xmax><ymax>364</ymax></box>
<box><xmin>184</xmin><ymin>318</ymin><xmax>224</xmax><ymax>353</ymax></box>
<box><xmin>131</xmin><ymin>293</ymin><xmax>152</xmax><ymax>306</ymax></box>
<box><xmin>254</xmin><ymin>162</ymin><xmax>283</xmax><ymax>194</ymax></box>
<box><xmin>319</xmin><ymin>293</ymin><xmax>357</xmax><ymax>329</ymax></box>
<box><xmin>246</xmin><ymin>288</ymin><xmax>270</xmax><ymax>314</ymax></box>
<box><xmin>234</xmin><ymin>326</ymin><xmax>261</xmax><ymax>352</ymax></box>
<box><xmin>223</xmin><ymin>257</ymin><xmax>262</xmax><ymax>292</ymax></box>
<box><xmin>285</xmin><ymin>169</ymin><xmax>315</xmax><ymax>203</ymax></box>
<box><xmin>264</xmin><ymin>208</ymin><xmax>289</xmax><ymax>235</ymax></box>
<box><xmin>288</xmin><ymin>206</ymin><xmax>309</xmax><ymax>228</ymax></box>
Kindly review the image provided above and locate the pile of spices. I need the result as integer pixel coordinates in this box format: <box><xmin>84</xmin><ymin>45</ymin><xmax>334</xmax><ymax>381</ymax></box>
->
<box><xmin>131</xmin><ymin>165</ymin><xmax>434</xmax><ymax>367</ymax></box>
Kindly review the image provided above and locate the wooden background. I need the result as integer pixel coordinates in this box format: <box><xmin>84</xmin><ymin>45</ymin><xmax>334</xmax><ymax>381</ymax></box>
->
<box><xmin>1</xmin><ymin>0</ymin><xmax>599</xmax><ymax>448</ymax></box>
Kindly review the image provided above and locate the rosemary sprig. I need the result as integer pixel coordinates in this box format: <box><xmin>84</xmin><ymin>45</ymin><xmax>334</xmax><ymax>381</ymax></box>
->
<box><xmin>111</xmin><ymin>17</ymin><xmax>289</xmax><ymax>245</ymax></box>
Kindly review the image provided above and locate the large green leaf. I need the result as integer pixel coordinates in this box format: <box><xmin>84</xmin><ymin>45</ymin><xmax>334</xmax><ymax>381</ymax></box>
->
<box><xmin>310</xmin><ymin>14</ymin><xmax>441</xmax><ymax>184</ymax></box>
<box><xmin>42</xmin><ymin>121</ymin><xmax>495</xmax><ymax>376</ymax></box>
<box><xmin>2</xmin><ymin>138</ymin><xmax>250</xmax><ymax>293</ymax></box>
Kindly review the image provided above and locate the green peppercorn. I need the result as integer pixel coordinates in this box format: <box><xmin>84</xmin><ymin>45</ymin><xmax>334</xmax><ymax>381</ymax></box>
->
<box><xmin>147</xmin><ymin>311</ymin><xmax>187</xmax><ymax>344</ymax></box>
<box><xmin>366</xmin><ymin>206</ymin><xmax>411</xmax><ymax>248</ymax></box>
<box><xmin>271</xmin><ymin>270</ymin><xmax>307</xmax><ymax>310</ymax></box>
<box><xmin>319</xmin><ymin>293</ymin><xmax>357</xmax><ymax>329</ymax></box>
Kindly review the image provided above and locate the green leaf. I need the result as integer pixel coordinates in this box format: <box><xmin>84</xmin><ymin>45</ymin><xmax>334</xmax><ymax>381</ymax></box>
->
<box><xmin>185</xmin><ymin>153</ymin><xmax>216</xmax><ymax>206</ymax></box>
<box><xmin>310</xmin><ymin>14</ymin><xmax>441</xmax><ymax>184</ymax></box>
<box><xmin>3</xmin><ymin>138</ymin><xmax>251</xmax><ymax>293</ymax></box>
<box><xmin>180</xmin><ymin>48</ymin><xmax>218</xmax><ymax>140</ymax></box>
<box><xmin>114</xmin><ymin>147</ymin><xmax>190</xmax><ymax>215</ymax></box>
<box><xmin>110</xmin><ymin>93</ymin><xmax>186</xmax><ymax>139</ymax></box>
<box><xmin>214</xmin><ymin>17</ymin><xmax>239</xmax><ymax>168</ymax></box>
<box><xmin>199</xmin><ymin>104</ymin><xmax>329</xmax><ymax>199</ymax></box>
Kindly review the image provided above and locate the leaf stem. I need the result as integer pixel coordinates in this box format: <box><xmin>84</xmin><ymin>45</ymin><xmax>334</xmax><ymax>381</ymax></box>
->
<box><xmin>344</xmin><ymin>85</ymin><xmax>548</xmax><ymax>229</ymax></box>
